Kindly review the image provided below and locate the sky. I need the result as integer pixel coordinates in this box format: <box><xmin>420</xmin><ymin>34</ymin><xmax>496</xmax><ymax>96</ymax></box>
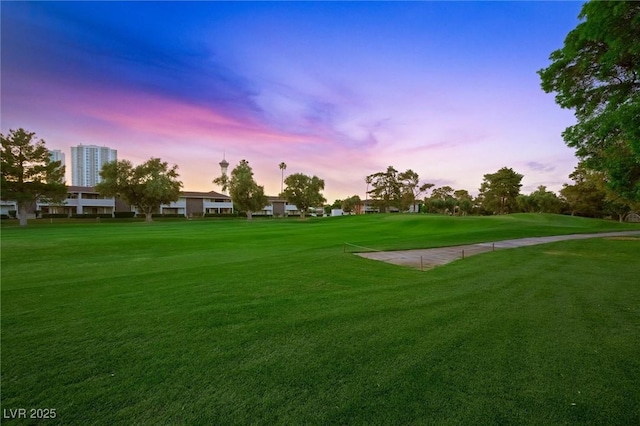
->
<box><xmin>1</xmin><ymin>1</ymin><xmax>584</xmax><ymax>201</ymax></box>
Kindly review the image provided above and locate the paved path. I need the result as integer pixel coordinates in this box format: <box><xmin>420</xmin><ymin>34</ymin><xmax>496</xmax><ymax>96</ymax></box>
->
<box><xmin>355</xmin><ymin>230</ymin><xmax>640</xmax><ymax>270</ymax></box>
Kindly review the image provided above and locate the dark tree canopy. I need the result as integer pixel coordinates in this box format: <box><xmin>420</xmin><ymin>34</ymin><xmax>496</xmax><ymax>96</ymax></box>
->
<box><xmin>539</xmin><ymin>1</ymin><xmax>640</xmax><ymax>201</ymax></box>
<box><xmin>96</xmin><ymin>158</ymin><xmax>182</xmax><ymax>222</ymax></box>
<box><xmin>283</xmin><ymin>173</ymin><xmax>326</xmax><ymax>218</ymax></box>
<box><xmin>214</xmin><ymin>159</ymin><xmax>267</xmax><ymax>220</ymax></box>
<box><xmin>367</xmin><ymin>166</ymin><xmax>401</xmax><ymax>213</ymax></box>
<box><xmin>367</xmin><ymin>167</ymin><xmax>433</xmax><ymax>213</ymax></box>
<box><xmin>341</xmin><ymin>195</ymin><xmax>361</xmax><ymax>214</ymax></box>
<box><xmin>1</xmin><ymin>128</ymin><xmax>67</xmax><ymax>226</ymax></box>
<box><xmin>478</xmin><ymin>167</ymin><xmax>523</xmax><ymax>215</ymax></box>
<box><xmin>517</xmin><ymin>186</ymin><xmax>564</xmax><ymax>214</ymax></box>
<box><xmin>561</xmin><ymin>162</ymin><xmax>638</xmax><ymax>221</ymax></box>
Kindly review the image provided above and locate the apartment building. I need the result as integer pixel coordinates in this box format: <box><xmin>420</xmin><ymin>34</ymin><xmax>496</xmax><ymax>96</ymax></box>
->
<box><xmin>46</xmin><ymin>149</ymin><xmax>67</xmax><ymax>184</ymax></box>
<box><xmin>71</xmin><ymin>145</ymin><xmax>117</xmax><ymax>187</ymax></box>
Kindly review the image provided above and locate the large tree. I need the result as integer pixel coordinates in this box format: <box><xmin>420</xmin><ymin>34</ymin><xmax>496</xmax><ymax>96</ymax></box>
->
<box><xmin>517</xmin><ymin>185</ymin><xmax>564</xmax><ymax>214</ymax></box>
<box><xmin>341</xmin><ymin>195</ymin><xmax>362</xmax><ymax>214</ymax></box>
<box><xmin>453</xmin><ymin>189</ymin><xmax>474</xmax><ymax>216</ymax></box>
<box><xmin>96</xmin><ymin>158</ymin><xmax>182</xmax><ymax>222</ymax></box>
<box><xmin>398</xmin><ymin>169</ymin><xmax>433</xmax><ymax>212</ymax></box>
<box><xmin>282</xmin><ymin>173</ymin><xmax>326</xmax><ymax>219</ymax></box>
<box><xmin>560</xmin><ymin>162</ymin><xmax>636</xmax><ymax>221</ymax></box>
<box><xmin>214</xmin><ymin>159</ymin><xmax>267</xmax><ymax>220</ymax></box>
<box><xmin>366</xmin><ymin>166</ymin><xmax>400</xmax><ymax>213</ymax></box>
<box><xmin>538</xmin><ymin>1</ymin><xmax>640</xmax><ymax>202</ymax></box>
<box><xmin>424</xmin><ymin>186</ymin><xmax>456</xmax><ymax>214</ymax></box>
<box><xmin>478</xmin><ymin>167</ymin><xmax>523</xmax><ymax>215</ymax></box>
<box><xmin>560</xmin><ymin>164</ymin><xmax>607</xmax><ymax>218</ymax></box>
<box><xmin>1</xmin><ymin>128</ymin><xmax>67</xmax><ymax>226</ymax></box>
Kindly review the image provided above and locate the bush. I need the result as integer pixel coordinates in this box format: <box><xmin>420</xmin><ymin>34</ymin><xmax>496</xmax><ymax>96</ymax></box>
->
<box><xmin>1</xmin><ymin>214</ymin><xmax>14</xmax><ymax>220</ymax></box>
<box><xmin>114</xmin><ymin>211</ymin><xmax>136</xmax><ymax>218</ymax></box>
<box><xmin>136</xmin><ymin>213</ymin><xmax>185</xmax><ymax>218</ymax></box>
<box><xmin>71</xmin><ymin>214</ymin><xmax>113</xmax><ymax>219</ymax></box>
<box><xmin>204</xmin><ymin>213</ymin><xmax>240</xmax><ymax>218</ymax></box>
<box><xmin>42</xmin><ymin>213</ymin><xmax>69</xmax><ymax>219</ymax></box>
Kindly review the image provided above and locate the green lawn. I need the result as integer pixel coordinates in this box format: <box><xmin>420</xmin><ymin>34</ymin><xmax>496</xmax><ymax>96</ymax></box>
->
<box><xmin>1</xmin><ymin>214</ymin><xmax>639</xmax><ymax>424</ymax></box>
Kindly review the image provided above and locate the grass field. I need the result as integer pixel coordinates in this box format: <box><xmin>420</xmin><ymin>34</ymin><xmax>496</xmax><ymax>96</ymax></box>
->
<box><xmin>1</xmin><ymin>214</ymin><xmax>639</xmax><ymax>424</ymax></box>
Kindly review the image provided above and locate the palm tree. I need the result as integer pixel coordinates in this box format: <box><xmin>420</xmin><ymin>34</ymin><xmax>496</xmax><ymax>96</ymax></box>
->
<box><xmin>365</xmin><ymin>175</ymin><xmax>373</xmax><ymax>214</ymax></box>
<box><xmin>279</xmin><ymin>162</ymin><xmax>287</xmax><ymax>195</ymax></box>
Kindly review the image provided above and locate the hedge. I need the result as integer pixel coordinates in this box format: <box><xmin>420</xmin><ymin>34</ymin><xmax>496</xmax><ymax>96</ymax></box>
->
<box><xmin>204</xmin><ymin>213</ymin><xmax>241</xmax><ymax>218</ymax></box>
<box><xmin>114</xmin><ymin>211</ymin><xmax>136</xmax><ymax>218</ymax></box>
<box><xmin>42</xmin><ymin>213</ymin><xmax>69</xmax><ymax>219</ymax></box>
<box><xmin>135</xmin><ymin>213</ymin><xmax>185</xmax><ymax>218</ymax></box>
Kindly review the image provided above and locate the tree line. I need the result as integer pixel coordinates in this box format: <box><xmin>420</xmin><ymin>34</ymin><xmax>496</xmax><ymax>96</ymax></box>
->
<box><xmin>326</xmin><ymin>164</ymin><xmax>638</xmax><ymax>220</ymax></box>
<box><xmin>2</xmin><ymin>129</ymin><xmax>638</xmax><ymax>226</ymax></box>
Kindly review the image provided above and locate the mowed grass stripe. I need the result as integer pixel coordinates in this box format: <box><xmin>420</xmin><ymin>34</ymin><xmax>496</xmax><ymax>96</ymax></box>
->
<box><xmin>1</xmin><ymin>214</ymin><xmax>639</xmax><ymax>424</ymax></box>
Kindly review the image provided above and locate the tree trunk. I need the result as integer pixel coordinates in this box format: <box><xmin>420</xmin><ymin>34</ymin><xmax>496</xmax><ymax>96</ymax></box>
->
<box><xmin>18</xmin><ymin>209</ymin><xmax>28</xmax><ymax>227</ymax></box>
<box><xmin>145</xmin><ymin>212</ymin><xmax>153</xmax><ymax>222</ymax></box>
<box><xmin>245</xmin><ymin>211</ymin><xmax>253</xmax><ymax>220</ymax></box>
<box><xmin>18</xmin><ymin>202</ymin><xmax>30</xmax><ymax>227</ymax></box>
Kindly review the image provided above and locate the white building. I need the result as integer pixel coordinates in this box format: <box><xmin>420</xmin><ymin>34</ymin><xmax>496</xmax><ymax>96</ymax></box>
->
<box><xmin>36</xmin><ymin>186</ymin><xmax>116</xmax><ymax>217</ymax></box>
<box><xmin>48</xmin><ymin>149</ymin><xmax>66</xmax><ymax>183</ymax></box>
<box><xmin>71</xmin><ymin>145</ymin><xmax>117</xmax><ymax>187</ymax></box>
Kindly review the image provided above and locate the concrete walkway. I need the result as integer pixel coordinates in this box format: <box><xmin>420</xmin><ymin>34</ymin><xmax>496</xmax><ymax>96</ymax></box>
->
<box><xmin>355</xmin><ymin>230</ymin><xmax>640</xmax><ymax>271</ymax></box>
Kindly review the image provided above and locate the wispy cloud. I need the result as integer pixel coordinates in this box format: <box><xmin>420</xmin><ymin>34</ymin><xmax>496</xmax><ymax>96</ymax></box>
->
<box><xmin>526</xmin><ymin>161</ymin><xmax>556</xmax><ymax>173</ymax></box>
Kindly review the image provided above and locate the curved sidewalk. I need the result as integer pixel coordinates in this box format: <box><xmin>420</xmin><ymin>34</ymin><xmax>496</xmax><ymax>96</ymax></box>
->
<box><xmin>355</xmin><ymin>230</ymin><xmax>640</xmax><ymax>270</ymax></box>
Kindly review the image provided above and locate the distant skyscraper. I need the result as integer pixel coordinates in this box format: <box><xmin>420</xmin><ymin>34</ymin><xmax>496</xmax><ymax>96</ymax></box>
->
<box><xmin>71</xmin><ymin>145</ymin><xmax>117</xmax><ymax>187</ymax></box>
<box><xmin>48</xmin><ymin>149</ymin><xmax>66</xmax><ymax>183</ymax></box>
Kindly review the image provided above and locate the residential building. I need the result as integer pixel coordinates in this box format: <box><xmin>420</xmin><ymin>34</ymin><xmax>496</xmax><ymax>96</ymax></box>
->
<box><xmin>5</xmin><ymin>188</ymin><xmax>313</xmax><ymax>219</ymax></box>
<box><xmin>160</xmin><ymin>191</ymin><xmax>233</xmax><ymax>217</ymax></box>
<box><xmin>38</xmin><ymin>186</ymin><xmax>116</xmax><ymax>216</ymax></box>
<box><xmin>1</xmin><ymin>200</ymin><xmax>17</xmax><ymax>216</ymax></box>
<box><xmin>71</xmin><ymin>145</ymin><xmax>117</xmax><ymax>187</ymax></box>
<box><xmin>258</xmin><ymin>196</ymin><xmax>300</xmax><ymax>217</ymax></box>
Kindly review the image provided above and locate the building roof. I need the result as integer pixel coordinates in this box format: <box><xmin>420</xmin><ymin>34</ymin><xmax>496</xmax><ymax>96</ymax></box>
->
<box><xmin>266</xmin><ymin>195</ymin><xmax>287</xmax><ymax>202</ymax></box>
<box><xmin>180</xmin><ymin>190</ymin><xmax>230</xmax><ymax>199</ymax></box>
<box><xmin>66</xmin><ymin>187</ymin><xmax>231</xmax><ymax>200</ymax></box>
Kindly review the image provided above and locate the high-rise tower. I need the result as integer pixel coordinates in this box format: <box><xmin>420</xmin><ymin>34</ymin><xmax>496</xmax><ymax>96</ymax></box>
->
<box><xmin>48</xmin><ymin>149</ymin><xmax>66</xmax><ymax>183</ymax></box>
<box><xmin>71</xmin><ymin>144</ymin><xmax>117</xmax><ymax>187</ymax></box>
<box><xmin>219</xmin><ymin>154</ymin><xmax>229</xmax><ymax>176</ymax></box>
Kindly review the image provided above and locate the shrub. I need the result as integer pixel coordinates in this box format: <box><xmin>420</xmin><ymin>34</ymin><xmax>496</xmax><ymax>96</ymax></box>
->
<box><xmin>42</xmin><ymin>213</ymin><xmax>69</xmax><ymax>219</ymax></box>
<box><xmin>137</xmin><ymin>213</ymin><xmax>185</xmax><ymax>218</ymax></box>
<box><xmin>71</xmin><ymin>214</ymin><xmax>113</xmax><ymax>219</ymax></box>
<box><xmin>114</xmin><ymin>211</ymin><xmax>136</xmax><ymax>218</ymax></box>
<box><xmin>204</xmin><ymin>213</ymin><xmax>240</xmax><ymax>218</ymax></box>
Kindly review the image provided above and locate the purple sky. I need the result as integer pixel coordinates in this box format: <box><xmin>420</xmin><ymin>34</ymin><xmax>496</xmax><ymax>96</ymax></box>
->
<box><xmin>1</xmin><ymin>1</ymin><xmax>583</xmax><ymax>201</ymax></box>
